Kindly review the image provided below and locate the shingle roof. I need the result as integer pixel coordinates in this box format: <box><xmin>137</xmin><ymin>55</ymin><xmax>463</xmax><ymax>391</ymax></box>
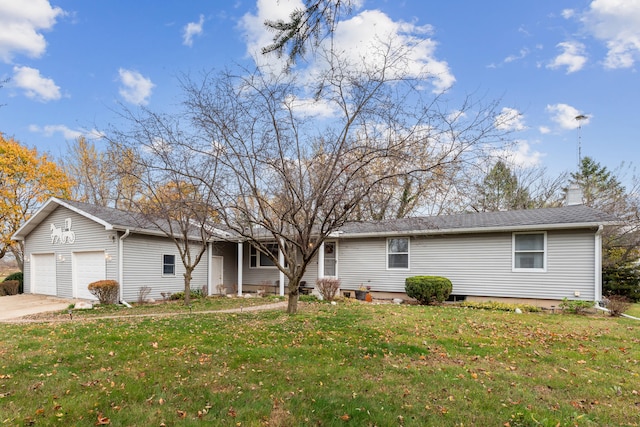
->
<box><xmin>338</xmin><ymin>204</ymin><xmax>617</xmax><ymax>237</ymax></box>
<box><xmin>12</xmin><ymin>198</ymin><xmax>230</xmax><ymax>241</ymax></box>
<box><xmin>61</xmin><ymin>199</ymin><xmax>162</xmax><ymax>232</ymax></box>
<box><xmin>14</xmin><ymin>198</ymin><xmax>616</xmax><ymax>242</ymax></box>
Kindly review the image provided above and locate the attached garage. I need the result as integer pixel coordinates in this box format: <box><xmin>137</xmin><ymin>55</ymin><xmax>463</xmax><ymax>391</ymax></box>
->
<box><xmin>31</xmin><ymin>253</ymin><xmax>57</xmax><ymax>296</ymax></box>
<box><xmin>72</xmin><ymin>251</ymin><xmax>106</xmax><ymax>300</ymax></box>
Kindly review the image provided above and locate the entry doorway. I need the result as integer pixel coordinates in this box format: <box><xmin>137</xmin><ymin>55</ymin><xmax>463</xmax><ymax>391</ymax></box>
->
<box><xmin>212</xmin><ymin>256</ymin><xmax>224</xmax><ymax>294</ymax></box>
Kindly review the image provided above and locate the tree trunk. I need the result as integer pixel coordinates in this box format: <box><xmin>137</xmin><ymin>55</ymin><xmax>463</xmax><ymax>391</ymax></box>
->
<box><xmin>286</xmin><ymin>276</ymin><xmax>300</xmax><ymax>314</ymax></box>
<box><xmin>184</xmin><ymin>269</ymin><xmax>192</xmax><ymax>305</ymax></box>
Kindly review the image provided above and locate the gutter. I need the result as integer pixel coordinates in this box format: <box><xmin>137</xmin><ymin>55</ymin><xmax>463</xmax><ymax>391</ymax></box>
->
<box><xmin>338</xmin><ymin>222</ymin><xmax>607</xmax><ymax>239</ymax></box>
<box><xmin>118</xmin><ymin>229</ymin><xmax>132</xmax><ymax>308</ymax></box>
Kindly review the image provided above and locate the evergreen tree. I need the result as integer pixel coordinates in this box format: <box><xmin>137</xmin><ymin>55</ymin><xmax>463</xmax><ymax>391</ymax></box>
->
<box><xmin>475</xmin><ymin>161</ymin><xmax>531</xmax><ymax>211</ymax></box>
<box><xmin>569</xmin><ymin>156</ymin><xmax>640</xmax><ymax>300</ymax></box>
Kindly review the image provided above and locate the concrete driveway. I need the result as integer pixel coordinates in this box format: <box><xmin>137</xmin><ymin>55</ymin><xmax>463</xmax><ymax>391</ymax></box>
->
<box><xmin>0</xmin><ymin>294</ymin><xmax>78</xmax><ymax>321</ymax></box>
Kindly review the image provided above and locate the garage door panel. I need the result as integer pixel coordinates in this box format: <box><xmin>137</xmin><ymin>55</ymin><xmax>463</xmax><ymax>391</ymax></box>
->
<box><xmin>73</xmin><ymin>251</ymin><xmax>106</xmax><ymax>300</ymax></box>
<box><xmin>31</xmin><ymin>254</ymin><xmax>56</xmax><ymax>296</ymax></box>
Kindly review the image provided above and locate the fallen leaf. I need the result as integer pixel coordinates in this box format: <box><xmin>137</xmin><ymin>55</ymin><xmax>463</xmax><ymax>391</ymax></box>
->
<box><xmin>340</xmin><ymin>414</ymin><xmax>350</xmax><ymax>421</ymax></box>
<box><xmin>176</xmin><ymin>410</ymin><xmax>187</xmax><ymax>419</ymax></box>
<box><xmin>95</xmin><ymin>414</ymin><xmax>110</xmax><ymax>425</ymax></box>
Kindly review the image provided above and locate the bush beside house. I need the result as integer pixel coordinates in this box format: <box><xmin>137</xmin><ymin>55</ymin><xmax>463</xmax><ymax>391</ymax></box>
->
<box><xmin>405</xmin><ymin>276</ymin><xmax>452</xmax><ymax>305</ymax></box>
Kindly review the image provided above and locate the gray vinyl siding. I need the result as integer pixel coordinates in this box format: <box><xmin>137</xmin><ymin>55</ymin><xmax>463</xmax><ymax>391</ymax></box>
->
<box><xmin>23</xmin><ymin>206</ymin><xmax>118</xmax><ymax>297</ymax></box>
<box><xmin>239</xmin><ymin>243</ymin><xmax>320</xmax><ymax>289</ymax></box>
<box><xmin>121</xmin><ymin>234</ymin><xmax>208</xmax><ymax>301</ymax></box>
<box><xmin>211</xmin><ymin>241</ymin><xmax>238</xmax><ymax>291</ymax></box>
<box><xmin>338</xmin><ymin>229</ymin><xmax>597</xmax><ymax>301</ymax></box>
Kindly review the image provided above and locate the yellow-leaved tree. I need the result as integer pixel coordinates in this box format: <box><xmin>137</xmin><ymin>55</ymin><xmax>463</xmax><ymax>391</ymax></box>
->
<box><xmin>0</xmin><ymin>133</ymin><xmax>74</xmax><ymax>270</ymax></box>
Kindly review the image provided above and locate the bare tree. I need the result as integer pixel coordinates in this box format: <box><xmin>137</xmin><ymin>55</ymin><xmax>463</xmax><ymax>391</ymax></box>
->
<box><xmin>62</xmin><ymin>136</ymin><xmax>145</xmax><ymax>210</ymax></box>
<box><xmin>104</xmin><ymin>109</ymin><xmax>222</xmax><ymax>305</ymax></box>
<box><xmin>177</xmin><ymin>44</ymin><xmax>508</xmax><ymax>314</ymax></box>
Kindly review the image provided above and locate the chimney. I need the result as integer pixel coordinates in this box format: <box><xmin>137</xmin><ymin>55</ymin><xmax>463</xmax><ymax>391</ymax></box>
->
<box><xmin>565</xmin><ymin>183</ymin><xmax>583</xmax><ymax>206</ymax></box>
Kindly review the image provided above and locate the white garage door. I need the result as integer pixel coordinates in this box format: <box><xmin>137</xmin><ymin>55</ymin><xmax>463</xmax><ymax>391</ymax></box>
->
<box><xmin>31</xmin><ymin>253</ymin><xmax>57</xmax><ymax>296</ymax></box>
<box><xmin>73</xmin><ymin>251</ymin><xmax>106</xmax><ymax>300</ymax></box>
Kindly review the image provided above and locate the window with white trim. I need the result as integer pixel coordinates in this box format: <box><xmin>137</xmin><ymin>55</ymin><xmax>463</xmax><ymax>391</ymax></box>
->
<box><xmin>163</xmin><ymin>254</ymin><xmax>176</xmax><ymax>276</ymax></box>
<box><xmin>513</xmin><ymin>232</ymin><xmax>546</xmax><ymax>271</ymax></box>
<box><xmin>250</xmin><ymin>243</ymin><xmax>278</xmax><ymax>268</ymax></box>
<box><xmin>387</xmin><ymin>237</ymin><xmax>409</xmax><ymax>269</ymax></box>
<box><xmin>324</xmin><ymin>241</ymin><xmax>337</xmax><ymax>277</ymax></box>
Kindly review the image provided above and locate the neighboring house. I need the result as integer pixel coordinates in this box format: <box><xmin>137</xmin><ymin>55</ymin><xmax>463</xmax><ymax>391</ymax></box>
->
<box><xmin>13</xmin><ymin>198</ymin><xmax>615</xmax><ymax>306</ymax></box>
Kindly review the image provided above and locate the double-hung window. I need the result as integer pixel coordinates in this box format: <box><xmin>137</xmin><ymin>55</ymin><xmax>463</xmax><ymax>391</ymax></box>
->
<box><xmin>163</xmin><ymin>254</ymin><xmax>176</xmax><ymax>276</ymax></box>
<box><xmin>387</xmin><ymin>237</ymin><xmax>409</xmax><ymax>269</ymax></box>
<box><xmin>513</xmin><ymin>232</ymin><xmax>546</xmax><ymax>271</ymax></box>
<box><xmin>250</xmin><ymin>243</ymin><xmax>278</xmax><ymax>268</ymax></box>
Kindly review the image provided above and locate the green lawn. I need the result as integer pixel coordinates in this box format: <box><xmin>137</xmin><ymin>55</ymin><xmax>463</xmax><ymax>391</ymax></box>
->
<box><xmin>1</xmin><ymin>301</ymin><xmax>638</xmax><ymax>426</ymax></box>
<box><xmin>625</xmin><ymin>303</ymin><xmax>640</xmax><ymax>318</ymax></box>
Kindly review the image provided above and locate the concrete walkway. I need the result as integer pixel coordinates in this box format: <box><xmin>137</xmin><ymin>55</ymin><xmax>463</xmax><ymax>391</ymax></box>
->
<box><xmin>0</xmin><ymin>294</ymin><xmax>82</xmax><ymax>321</ymax></box>
<box><xmin>0</xmin><ymin>294</ymin><xmax>288</xmax><ymax>323</ymax></box>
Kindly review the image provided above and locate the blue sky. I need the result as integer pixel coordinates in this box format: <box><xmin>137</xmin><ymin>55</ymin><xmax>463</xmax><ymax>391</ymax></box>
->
<box><xmin>0</xmin><ymin>0</ymin><xmax>638</xmax><ymax>183</ymax></box>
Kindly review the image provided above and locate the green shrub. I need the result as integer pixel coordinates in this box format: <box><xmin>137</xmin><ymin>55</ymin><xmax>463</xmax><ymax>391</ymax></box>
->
<box><xmin>299</xmin><ymin>294</ymin><xmax>320</xmax><ymax>303</ymax></box>
<box><xmin>3</xmin><ymin>272</ymin><xmax>23</xmax><ymax>294</ymax></box>
<box><xmin>170</xmin><ymin>288</ymin><xmax>206</xmax><ymax>301</ymax></box>
<box><xmin>405</xmin><ymin>276</ymin><xmax>452</xmax><ymax>305</ymax></box>
<box><xmin>87</xmin><ymin>280</ymin><xmax>119</xmax><ymax>305</ymax></box>
<box><xmin>559</xmin><ymin>298</ymin><xmax>594</xmax><ymax>315</ymax></box>
<box><xmin>603</xmin><ymin>264</ymin><xmax>640</xmax><ymax>302</ymax></box>
<box><xmin>459</xmin><ymin>301</ymin><xmax>542</xmax><ymax>312</ymax></box>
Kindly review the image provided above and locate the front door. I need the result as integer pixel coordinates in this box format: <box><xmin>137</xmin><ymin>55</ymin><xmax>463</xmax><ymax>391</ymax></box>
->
<box><xmin>212</xmin><ymin>256</ymin><xmax>224</xmax><ymax>294</ymax></box>
<box><xmin>324</xmin><ymin>242</ymin><xmax>337</xmax><ymax>277</ymax></box>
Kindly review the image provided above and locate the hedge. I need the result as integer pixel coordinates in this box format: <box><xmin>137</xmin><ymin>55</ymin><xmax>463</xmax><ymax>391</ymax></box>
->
<box><xmin>405</xmin><ymin>276</ymin><xmax>452</xmax><ymax>305</ymax></box>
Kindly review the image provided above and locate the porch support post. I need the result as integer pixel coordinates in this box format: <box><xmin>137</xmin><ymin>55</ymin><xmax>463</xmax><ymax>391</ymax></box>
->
<box><xmin>237</xmin><ymin>241</ymin><xmax>243</xmax><ymax>296</ymax></box>
<box><xmin>278</xmin><ymin>245</ymin><xmax>285</xmax><ymax>296</ymax></box>
<box><xmin>318</xmin><ymin>242</ymin><xmax>325</xmax><ymax>280</ymax></box>
<box><xmin>206</xmin><ymin>241</ymin><xmax>212</xmax><ymax>295</ymax></box>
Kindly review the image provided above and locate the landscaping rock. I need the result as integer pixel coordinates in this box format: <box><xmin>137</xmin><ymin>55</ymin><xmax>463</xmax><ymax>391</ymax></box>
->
<box><xmin>74</xmin><ymin>301</ymin><xmax>93</xmax><ymax>310</ymax></box>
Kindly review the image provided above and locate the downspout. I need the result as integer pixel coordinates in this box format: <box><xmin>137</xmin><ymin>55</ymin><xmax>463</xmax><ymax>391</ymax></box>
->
<box><xmin>594</xmin><ymin>225</ymin><xmax>603</xmax><ymax>303</ymax></box>
<box><xmin>594</xmin><ymin>304</ymin><xmax>640</xmax><ymax>321</ymax></box>
<box><xmin>119</xmin><ymin>229</ymin><xmax>132</xmax><ymax>308</ymax></box>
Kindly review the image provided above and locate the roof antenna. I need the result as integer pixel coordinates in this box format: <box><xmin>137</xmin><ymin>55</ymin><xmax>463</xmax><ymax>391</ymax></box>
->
<box><xmin>575</xmin><ymin>114</ymin><xmax>588</xmax><ymax>167</ymax></box>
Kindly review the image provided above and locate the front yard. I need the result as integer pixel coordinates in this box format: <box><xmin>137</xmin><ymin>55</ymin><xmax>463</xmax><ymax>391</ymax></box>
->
<box><xmin>1</xmin><ymin>300</ymin><xmax>638</xmax><ymax>426</ymax></box>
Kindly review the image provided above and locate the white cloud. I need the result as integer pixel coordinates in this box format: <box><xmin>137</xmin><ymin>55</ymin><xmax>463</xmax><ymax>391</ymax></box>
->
<box><xmin>284</xmin><ymin>94</ymin><xmax>338</xmax><ymax>119</ymax></box>
<box><xmin>118</xmin><ymin>68</ymin><xmax>154</xmax><ymax>105</ymax></box>
<box><xmin>546</xmin><ymin>103</ymin><xmax>590</xmax><ymax>130</ymax></box>
<box><xmin>547</xmin><ymin>41</ymin><xmax>587</xmax><ymax>73</ymax></box>
<box><xmin>504</xmin><ymin>48</ymin><xmax>529</xmax><ymax>64</ymax></box>
<box><xmin>494</xmin><ymin>107</ymin><xmax>526</xmax><ymax>131</ymax></box>
<box><xmin>0</xmin><ymin>0</ymin><xmax>64</xmax><ymax>63</ymax></box>
<box><xmin>239</xmin><ymin>1</ymin><xmax>455</xmax><ymax>93</ymax></box>
<box><xmin>12</xmin><ymin>65</ymin><xmax>61</xmax><ymax>101</ymax></box>
<box><xmin>581</xmin><ymin>0</ymin><xmax>640</xmax><ymax>69</ymax></box>
<box><xmin>183</xmin><ymin>14</ymin><xmax>205</xmax><ymax>47</ymax></box>
<box><xmin>562</xmin><ymin>9</ymin><xmax>576</xmax><ymax>19</ymax></box>
<box><xmin>29</xmin><ymin>124</ymin><xmax>103</xmax><ymax>140</ymax></box>
<box><xmin>491</xmin><ymin>141</ymin><xmax>544</xmax><ymax>168</ymax></box>
<box><xmin>539</xmin><ymin>126</ymin><xmax>551</xmax><ymax>134</ymax></box>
